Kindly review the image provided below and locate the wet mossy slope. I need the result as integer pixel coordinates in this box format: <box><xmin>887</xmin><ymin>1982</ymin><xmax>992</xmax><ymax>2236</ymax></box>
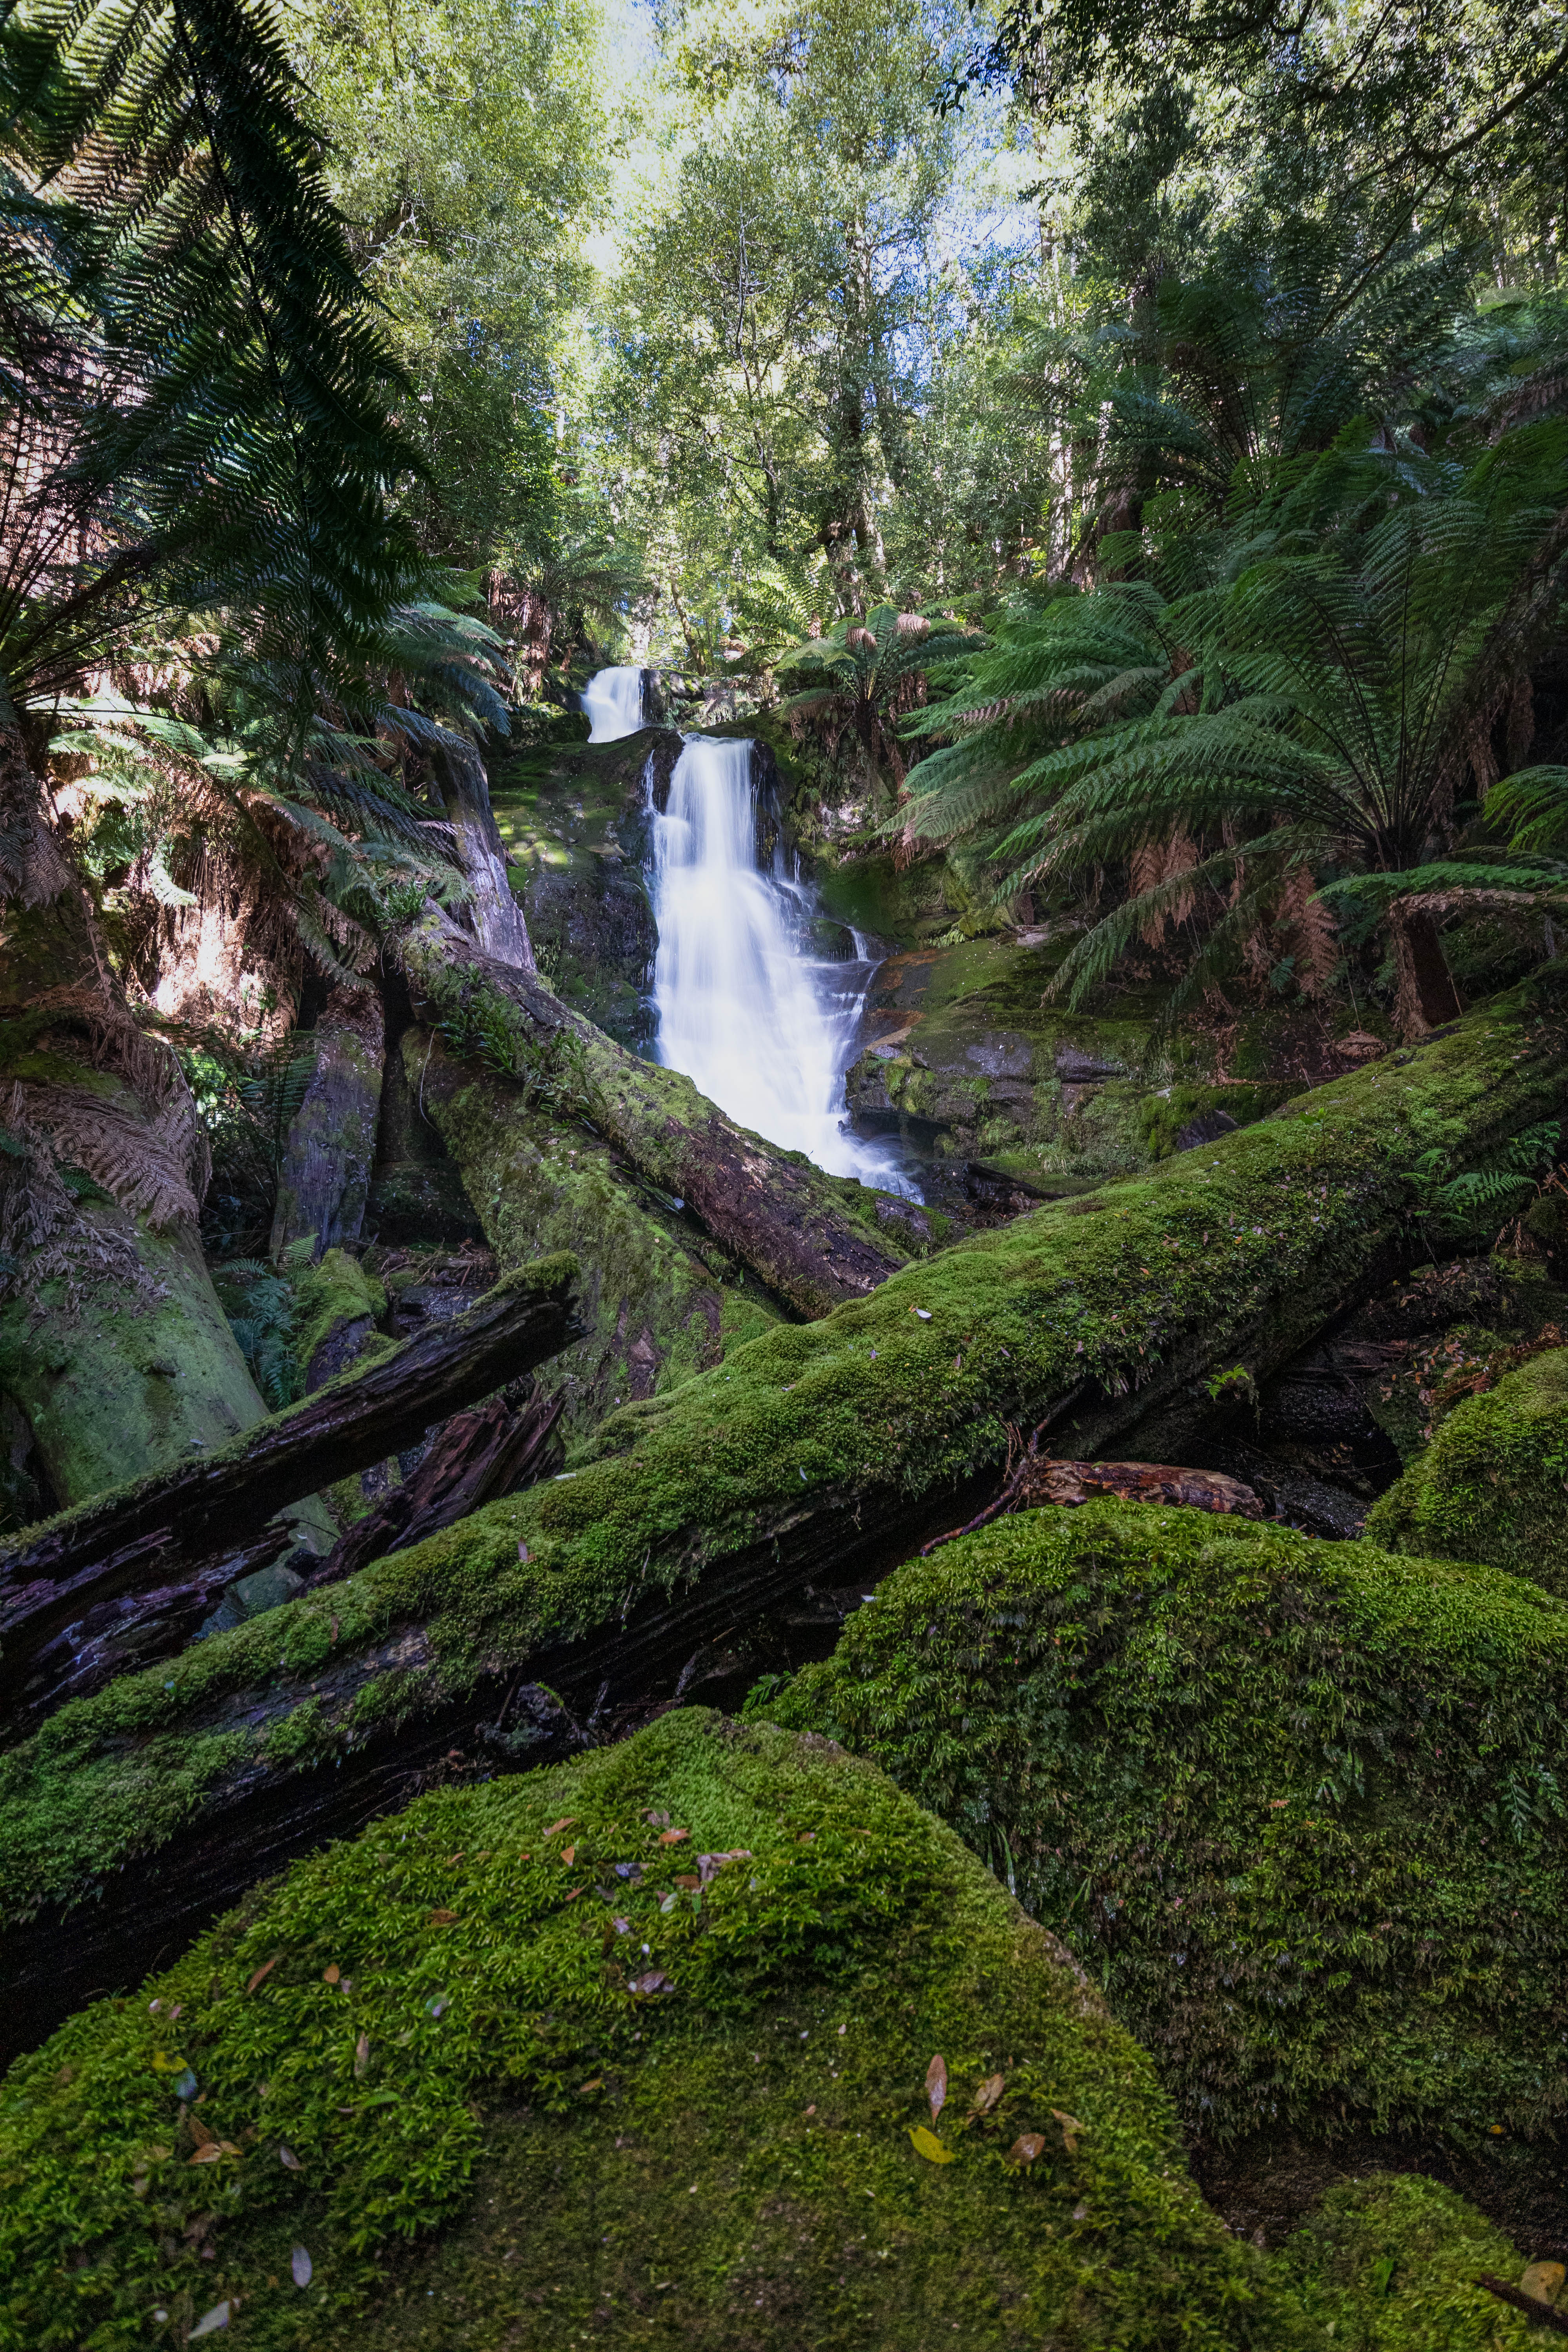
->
<box><xmin>1367</xmin><ymin>1345</ymin><xmax>1568</xmax><ymax>1582</ymax></box>
<box><xmin>768</xmin><ymin>1503</ymin><xmax>1568</xmax><ymax>2204</ymax></box>
<box><xmin>4</xmin><ymin>976</ymin><xmax>1567</xmax><ymax>1959</ymax></box>
<box><xmin>0</xmin><ymin>1712</ymin><xmax>1296</xmax><ymax>2352</ymax></box>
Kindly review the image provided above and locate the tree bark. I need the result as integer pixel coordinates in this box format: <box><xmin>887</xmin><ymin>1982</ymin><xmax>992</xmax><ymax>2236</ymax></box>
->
<box><xmin>269</xmin><ymin>985</ymin><xmax>385</xmax><ymax>1259</ymax></box>
<box><xmin>0</xmin><ymin>720</ymin><xmax>280</xmax><ymax>1503</ymax></box>
<box><xmin>434</xmin><ymin>737</ymin><xmax>536</xmax><ymax>972</ymax></box>
<box><xmin>1390</xmin><ymin>903</ymin><xmax>1465</xmax><ymax>1038</ymax></box>
<box><xmin>406</xmin><ymin>1026</ymin><xmax>783</xmax><ymax>1439</ymax></box>
<box><xmin>399</xmin><ymin>907</ymin><xmax>908</xmax><ymax>1318</ymax></box>
<box><xmin>0</xmin><ymin>1253</ymin><xmax>580</xmax><ymax>1718</ymax></box>
<box><xmin>4</xmin><ymin>977</ymin><xmax>1565</xmax><ymax>2053</ymax></box>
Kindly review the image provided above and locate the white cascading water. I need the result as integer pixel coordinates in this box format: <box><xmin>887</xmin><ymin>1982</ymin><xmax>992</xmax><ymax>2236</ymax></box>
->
<box><xmin>649</xmin><ymin>733</ymin><xmax>915</xmax><ymax>1191</ymax></box>
<box><xmin>582</xmin><ymin>665</ymin><xmax>644</xmax><ymax>742</ymax></box>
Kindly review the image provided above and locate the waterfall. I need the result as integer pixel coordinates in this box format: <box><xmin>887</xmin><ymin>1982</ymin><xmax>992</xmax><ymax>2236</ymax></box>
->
<box><xmin>649</xmin><ymin>734</ymin><xmax>915</xmax><ymax>1192</ymax></box>
<box><xmin>582</xmin><ymin>666</ymin><xmax>644</xmax><ymax>742</ymax></box>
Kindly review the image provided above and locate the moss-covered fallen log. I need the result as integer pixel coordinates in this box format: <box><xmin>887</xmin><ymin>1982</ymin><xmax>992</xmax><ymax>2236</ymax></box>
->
<box><xmin>408</xmin><ymin>1026</ymin><xmax>782</xmax><ymax>1437</ymax></box>
<box><xmin>1366</xmin><ymin>1345</ymin><xmax>1568</xmax><ymax>1584</ymax></box>
<box><xmin>401</xmin><ymin>905</ymin><xmax>909</xmax><ymax>1316</ymax></box>
<box><xmin>0</xmin><ymin>1710</ymin><xmax>1298</xmax><ymax>2352</ymax></box>
<box><xmin>2</xmin><ymin>978</ymin><xmax>1566</xmax><ymax>2049</ymax></box>
<box><xmin>0</xmin><ymin>1256</ymin><xmax>580</xmax><ymax>1720</ymax></box>
<box><xmin>768</xmin><ymin>1499</ymin><xmax>1568</xmax><ymax>2247</ymax></box>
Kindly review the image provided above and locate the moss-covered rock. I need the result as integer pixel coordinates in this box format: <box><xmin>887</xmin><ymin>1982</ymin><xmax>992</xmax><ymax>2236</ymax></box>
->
<box><xmin>0</xmin><ymin>1711</ymin><xmax>1294</xmax><ymax>2352</ymax></box>
<box><xmin>489</xmin><ymin>727</ymin><xmax>673</xmax><ymax>1050</ymax></box>
<box><xmin>846</xmin><ymin>936</ymin><xmax>1346</xmax><ymax>1177</ymax></box>
<box><xmin>1366</xmin><ymin>1347</ymin><xmax>1568</xmax><ymax>1582</ymax></box>
<box><xmin>766</xmin><ymin>1502</ymin><xmax>1568</xmax><ymax>2203</ymax></box>
<box><xmin>1278</xmin><ymin>2174</ymin><xmax>1537</xmax><ymax>2348</ymax></box>
<box><xmin>409</xmin><ymin>1029</ymin><xmax>781</xmax><ymax>1440</ymax></box>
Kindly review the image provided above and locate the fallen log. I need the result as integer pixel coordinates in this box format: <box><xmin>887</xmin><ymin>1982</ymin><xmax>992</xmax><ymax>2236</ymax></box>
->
<box><xmin>0</xmin><ymin>1254</ymin><xmax>580</xmax><ymax>1719</ymax></box>
<box><xmin>3</xmin><ymin>976</ymin><xmax>1566</xmax><ymax>2053</ymax></box>
<box><xmin>307</xmin><ymin>1378</ymin><xmax>565</xmax><ymax>1584</ymax></box>
<box><xmin>923</xmin><ymin>1456</ymin><xmax>1263</xmax><ymax>1552</ymax></box>
<box><xmin>400</xmin><ymin>904</ymin><xmax>908</xmax><ymax>1318</ymax></box>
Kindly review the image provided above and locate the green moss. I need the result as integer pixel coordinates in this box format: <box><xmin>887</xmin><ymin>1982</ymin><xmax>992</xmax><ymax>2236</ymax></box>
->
<box><xmin>766</xmin><ymin>1500</ymin><xmax>1568</xmax><ymax>2161</ymax></box>
<box><xmin>289</xmin><ymin>1251</ymin><xmax>387</xmax><ymax>1391</ymax></box>
<box><xmin>410</xmin><ymin>1031</ymin><xmax>782</xmax><ymax>1440</ymax></box>
<box><xmin>1278</xmin><ymin>2174</ymin><xmax>1535</xmax><ymax>2348</ymax></box>
<box><xmin>1367</xmin><ymin>1347</ymin><xmax>1568</xmax><ymax>1582</ymax></box>
<box><xmin>1137</xmin><ymin>1081</ymin><xmax>1307</xmax><ymax>1160</ymax></box>
<box><xmin>0</xmin><ymin>1711</ymin><xmax>1293</xmax><ymax>2352</ymax></box>
<box><xmin>4</xmin><ymin>982</ymin><xmax>1567</xmax><ymax>1931</ymax></box>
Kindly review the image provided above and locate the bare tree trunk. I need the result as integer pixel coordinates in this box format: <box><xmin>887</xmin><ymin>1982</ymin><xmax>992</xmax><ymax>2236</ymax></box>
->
<box><xmin>0</xmin><ymin>721</ymin><xmax>282</xmax><ymax>1503</ymax></box>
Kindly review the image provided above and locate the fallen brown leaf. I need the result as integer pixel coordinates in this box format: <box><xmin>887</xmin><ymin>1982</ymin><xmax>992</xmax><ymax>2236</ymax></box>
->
<box><xmin>1007</xmin><ymin>2133</ymin><xmax>1046</xmax><ymax>2165</ymax></box>
<box><xmin>427</xmin><ymin>1909</ymin><xmax>459</xmax><ymax>1926</ymax></box>
<box><xmin>322</xmin><ymin>1964</ymin><xmax>341</xmax><ymax>1986</ymax></box>
<box><xmin>354</xmin><ymin>2034</ymin><xmax>370</xmax><ymax>2079</ymax></box>
<box><xmin>1051</xmin><ymin>2108</ymin><xmax>1088</xmax><ymax>2155</ymax></box>
<box><xmin>561</xmin><ymin>1845</ymin><xmax>576</xmax><ymax>1866</ymax></box>
<box><xmin>926</xmin><ymin>2054</ymin><xmax>947</xmax><ymax>2123</ymax></box>
<box><xmin>657</xmin><ymin>1828</ymin><xmax>690</xmax><ymax>1847</ymax></box>
<box><xmin>545</xmin><ymin>1818</ymin><xmax>575</xmax><ymax>1838</ymax></box>
<box><xmin>972</xmin><ymin>2073</ymin><xmax>1005</xmax><ymax>2116</ymax></box>
<box><xmin>245</xmin><ymin>1956</ymin><xmax>280</xmax><ymax>1996</ymax></box>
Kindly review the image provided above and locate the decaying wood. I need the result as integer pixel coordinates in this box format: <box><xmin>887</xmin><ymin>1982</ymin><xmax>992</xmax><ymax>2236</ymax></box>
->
<box><xmin>0</xmin><ymin>1255</ymin><xmax>580</xmax><ymax>1714</ymax></box>
<box><xmin>921</xmin><ymin>1434</ymin><xmax>1262</xmax><ymax>1554</ymax></box>
<box><xmin>308</xmin><ymin>1379</ymin><xmax>564</xmax><ymax>1583</ymax></box>
<box><xmin>400</xmin><ymin>906</ymin><xmax>908</xmax><ymax>1318</ymax></box>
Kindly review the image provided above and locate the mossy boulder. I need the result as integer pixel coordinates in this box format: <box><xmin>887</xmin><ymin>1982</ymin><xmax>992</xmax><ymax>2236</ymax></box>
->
<box><xmin>0</xmin><ymin>1711</ymin><xmax>1294</xmax><ymax>2352</ymax></box>
<box><xmin>1278</xmin><ymin>2174</ymin><xmax>1538</xmax><ymax>2348</ymax></box>
<box><xmin>1366</xmin><ymin>1347</ymin><xmax>1568</xmax><ymax>1583</ymax></box>
<box><xmin>767</xmin><ymin>1501</ymin><xmax>1568</xmax><ymax>2225</ymax></box>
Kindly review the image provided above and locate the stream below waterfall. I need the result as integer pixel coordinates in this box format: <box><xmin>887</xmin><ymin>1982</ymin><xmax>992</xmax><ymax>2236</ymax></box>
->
<box><xmin>581</xmin><ymin>669</ymin><xmax>916</xmax><ymax>1192</ymax></box>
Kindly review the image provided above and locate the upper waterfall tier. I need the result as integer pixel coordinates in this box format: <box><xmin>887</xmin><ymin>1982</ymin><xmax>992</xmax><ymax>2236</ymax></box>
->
<box><xmin>582</xmin><ymin>666</ymin><xmax>645</xmax><ymax>742</ymax></box>
<box><xmin>648</xmin><ymin>734</ymin><xmax>915</xmax><ymax>1192</ymax></box>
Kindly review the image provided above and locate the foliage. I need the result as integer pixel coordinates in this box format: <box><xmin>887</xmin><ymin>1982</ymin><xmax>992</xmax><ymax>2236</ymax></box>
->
<box><xmin>0</xmin><ymin>0</ymin><xmax>422</xmax><ymax>724</ymax></box>
<box><xmin>777</xmin><ymin>603</ymin><xmax>978</xmax><ymax>790</ymax></box>
<box><xmin>768</xmin><ymin>1497</ymin><xmax>1568</xmax><ymax>2160</ymax></box>
<box><xmin>210</xmin><ymin>1257</ymin><xmax>303</xmax><ymax>1410</ymax></box>
<box><xmin>903</xmin><ymin>421</ymin><xmax>1568</xmax><ymax>1028</ymax></box>
<box><xmin>0</xmin><ymin>1711</ymin><xmax>1289</xmax><ymax>2352</ymax></box>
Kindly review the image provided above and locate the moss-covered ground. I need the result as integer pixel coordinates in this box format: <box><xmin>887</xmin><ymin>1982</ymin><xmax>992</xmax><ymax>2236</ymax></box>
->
<box><xmin>0</xmin><ymin>1711</ymin><xmax>1300</xmax><ymax>2352</ymax></box>
<box><xmin>4</xmin><ymin>978</ymin><xmax>1566</xmax><ymax>1931</ymax></box>
<box><xmin>1367</xmin><ymin>1345</ymin><xmax>1568</xmax><ymax>1582</ymax></box>
<box><xmin>767</xmin><ymin>1501</ymin><xmax>1568</xmax><ymax>2182</ymax></box>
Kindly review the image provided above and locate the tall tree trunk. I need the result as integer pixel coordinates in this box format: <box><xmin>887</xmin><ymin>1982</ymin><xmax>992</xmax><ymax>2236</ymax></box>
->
<box><xmin>433</xmin><ymin>737</ymin><xmax>535</xmax><ymax>972</ymax></box>
<box><xmin>0</xmin><ymin>722</ymin><xmax>281</xmax><ymax>1504</ymax></box>
<box><xmin>269</xmin><ymin>984</ymin><xmax>385</xmax><ymax>1259</ymax></box>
